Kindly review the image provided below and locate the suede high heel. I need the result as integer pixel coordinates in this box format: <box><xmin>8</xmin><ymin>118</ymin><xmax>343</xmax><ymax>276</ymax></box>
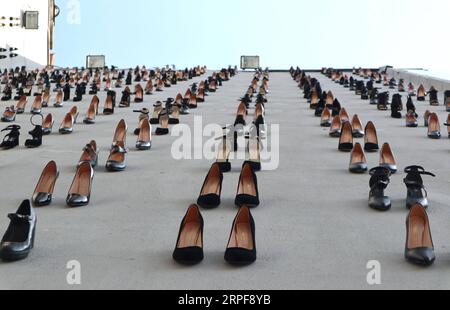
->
<box><xmin>197</xmin><ymin>163</ymin><xmax>223</xmax><ymax>209</ymax></box>
<box><xmin>235</xmin><ymin>162</ymin><xmax>260</xmax><ymax>208</ymax></box>
<box><xmin>225</xmin><ymin>207</ymin><xmax>257</xmax><ymax>266</ymax></box>
<box><xmin>173</xmin><ymin>205</ymin><xmax>204</xmax><ymax>265</ymax></box>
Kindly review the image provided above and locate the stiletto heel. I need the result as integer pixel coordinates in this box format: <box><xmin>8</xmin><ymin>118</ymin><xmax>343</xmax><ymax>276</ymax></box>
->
<box><xmin>84</xmin><ymin>96</ymin><xmax>100</xmax><ymax>124</ymax></box>
<box><xmin>351</xmin><ymin>115</ymin><xmax>364</xmax><ymax>138</ymax></box>
<box><xmin>429</xmin><ymin>87</ymin><xmax>439</xmax><ymax>106</ymax></box>
<box><xmin>169</xmin><ymin>103</ymin><xmax>181</xmax><ymax>125</ymax></box>
<box><xmin>197</xmin><ymin>163</ymin><xmax>223</xmax><ymax>209</ymax></box>
<box><xmin>1</xmin><ymin>125</ymin><xmax>21</xmax><ymax>149</ymax></box>
<box><xmin>369</xmin><ymin>167</ymin><xmax>392</xmax><ymax>211</ymax></box>
<box><xmin>235</xmin><ymin>102</ymin><xmax>247</xmax><ymax>126</ymax></box>
<box><xmin>349</xmin><ymin>143</ymin><xmax>368</xmax><ymax>174</ymax></box>
<box><xmin>103</xmin><ymin>91</ymin><xmax>116</xmax><ymax>115</ymax></box>
<box><xmin>246</xmin><ymin>125</ymin><xmax>262</xmax><ymax>172</ymax></box>
<box><xmin>0</xmin><ymin>200</ymin><xmax>36</xmax><ymax>262</ymax></box>
<box><xmin>379</xmin><ymin>143</ymin><xmax>397</xmax><ymax>174</ymax></box>
<box><xmin>173</xmin><ymin>205</ymin><xmax>204</xmax><ymax>265</ymax></box>
<box><xmin>427</xmin><ymin>113</ymin><xmax>441</xmax><ymax>139</ymax></box>
<box><xmin>16</xmin><ymin>96</ymin><xmax>28</xmax><ymax>114</ymax></box>
<box><xmin>42</xmin><ymin>114</ymin><xmax>54</xmax><ymax>135</ymax></box>
<box><xmin>150</xmin><ymin>102</ymin><xmax>163</xmax><ymax>125</ymax></box>
<box><xmin>134</xmin><ymin>84</ymin><xmax>144</xmax><ymax>103</ymax></box>
<box><xmin>59</xmin><ymin>113</ymin><xmax>74</xmax><ymax>135</ymax></box>
<box><xmin>405</xmin><ymin>204</ymin><xmax>435</xmax><ymax>266</ymax></box>
<box><xmin>53</xmin><ymin>90</ymin><xmax>63</xmax><ymax>107</ymax></box>
<box><xmin>224</xmin><ymin>207</ymin><xmax>257</xmax><ymax>266</ymax></box>
<box><xmin>329</xmin><ymin>116</ymin><xmax>342</xmax><ymax>137</ymax></box>
<box><xmin>338</xmin><ymin>122</ymin><xmax>353</xmax><ymax>152</ymax></box>
<box><xmin>404</xmin><ymin>166</ymin><xmax>435</xmax><ymax>210</ymax></box>
<box><xmin>66</xmin><ymin>162</ymin><xmax>94</xmax><ymax>208</ymax></box>
<box><xmin>32</xmin><ymin>161</ymin><xmax>59</xmax><ymax>207</ymax></box>
<box><xmin>364</xmin><ymin>121</ymin><xmax>379</xmax><ymax>152</ymax></box>
<box><xmin>106</xmin><ymin>119</ymin><xmax>128</xmax><ymax>172</ymax></box>
<box><xmin>417</xmin><ymin>84</ymin><xmax>426</xmax><ymax>101</ymax></box>
<box><xmin>30</xmin><ymin>95</ymin><xmax>42</xmax><ymax>115</ymax></box>
<box><xmin>235</xmin><ymin>162</ymin><xmax>260</xmax><ymax>208</ymax></box>
<box><xmin>136</xmin><ymin>119</ymin><xmax>152</xmax><ymax>150</ymax></box>
<box><xmin>321</xmin><ymin>108</ymin><xmax>332</xmax><ymax>127</ymax></box>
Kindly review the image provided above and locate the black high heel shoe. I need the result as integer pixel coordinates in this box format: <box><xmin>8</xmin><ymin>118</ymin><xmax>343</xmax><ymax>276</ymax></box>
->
<box><xmin>225</xmin><ymin>207</ymin><xmax>257</xmax><ymax>266</ymax></box>
<box><xmin>1</xmin><ymin>125</ymin><xmax>20</xmax><ymax>150</ymax></box>
<box><xmin>197</xmin><ymin>163</ymin><xmax>223</xmax><ymax>209</ymax></box>
<box><xmin>405</xmin><ymin>204</ymin><xmax>436</xmax><ymax>266</ymax></box>
<box><xmin>32</xmin><ymin>161</ymin><xmax>59</xmax><ymax>207</ymax></box>
<box><xmin>173</xmin><ymin>205</ymin><xmax>204</xmax><ymax>265</ymax></box>
<box><xmin>25</xmin><ymin>115</ymin><xmax>44</xmax><ymax>148</ymax></box>
<box><xmin>403</xmin><ymin>166</ymin><xmax>435</xmax><ymax>210</ymax></box>
<box><xmin>364</xmin><ymin>121</ymin><xmax>379</xmax><ymax>152</ymax></box>
<box><xmin>338</xmin><ymin>122</ymin><xmax>353</xmax><ymax>152</ymax></box>
<box><xmin>235</xmin><ymin>162</ymin><xmax>260</xmax><ymax>208</ymax></box>
<box><xmin>66</xmin><ymin>162</ymin><xmax>94</xmax><ymax>208</ymax></box>
<box><xmin>0</xmin><ymin>200</ymin><xmax>36</xmax><ymax>262</ymax></box>
<box><xmin>369</xmin><ymin>167</ymin><xmax>392</xmax><ymax>211</ymax></box>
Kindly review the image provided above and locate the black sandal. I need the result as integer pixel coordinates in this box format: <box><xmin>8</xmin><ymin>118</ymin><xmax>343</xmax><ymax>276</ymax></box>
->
<box><xmin>404</xmin><ymin>166</ymin><xmax>436</xmax><ymax>210</ymax></box>
<box><xmin>1</xmin><ymin>125</ymin><xmax>21</xmax><ymax>150</ymax></box>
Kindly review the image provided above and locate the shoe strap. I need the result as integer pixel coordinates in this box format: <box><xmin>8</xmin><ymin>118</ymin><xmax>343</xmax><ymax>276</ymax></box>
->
<box><xmin>83</xmin><ymin>144</ymin><xmax>97</xmax><ymax>159</ymax></box>
<box><xmin>404</xmin><ymin>165</ymin><xmax>436</xmax><ymax>177</ymax></box>
<box><xmin>111</xmin><ymin>142</ymin><xmax>128</xmax><ymax>154</ymax></box>
<box><xmin>8</xmin><ymin>213</ymin><xmax>32</xmax><ymax>223</ymax></box>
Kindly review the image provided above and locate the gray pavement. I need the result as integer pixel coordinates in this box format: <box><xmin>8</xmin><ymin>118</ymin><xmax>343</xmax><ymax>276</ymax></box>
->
<box><xmin>0</xmin><ymin>71</ymin><xmax>450</xmax><ymax>290</ymax></box>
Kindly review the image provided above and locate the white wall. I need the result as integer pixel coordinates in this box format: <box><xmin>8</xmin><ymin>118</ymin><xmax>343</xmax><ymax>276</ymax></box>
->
<box><xmin>0</xmin><ymin>0</ymin><xmax>49</xmax><ymax>69</ymax></box>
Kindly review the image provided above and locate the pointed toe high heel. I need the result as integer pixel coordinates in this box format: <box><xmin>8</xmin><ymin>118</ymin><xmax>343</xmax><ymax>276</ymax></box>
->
<box><xmin>197</xmin><ymin>163</ymin><xmax>223</xmax><ymax>209</ymax></box>
<box><xmin>338</xmin><ymin>122</ymin><xmax>354</xmax><ymax>152</ymax></box>
<box><xmin>320</xmin><ymin>108</ymin><xmax>332</xmax><ymax>127</ymax></box>
<box><xmin>329</xmin><ymin>116</ymin><xmax>342</xmax><ymax>138</ymax></box>
<box><xmin>246</xmin><ymin>126</ymin><xmax>262</xmax><ymax>172</ymax></box>
<box><xmin>66</xmin><ymin>162</ymin><xmax>94</xmax><ymax>208</ymax></box>
<box><xmin>59</xmin><ymin>113</ymin><xmax>74</xmax><ymax>135</ymax></box>
<box><xmin>15</xmin><ymin>96</ymin><xmax>28</xmax><ymax>114</ymax></box>
<box><xmin>429</xmin><ymin>87</ymin><xmax>439</xmax><ymax>106</ymax></box>
<box><xmin>32</xmin><ymin>161</ymin><xmax>59</xmax><ymax>207</ymax></box>
<box><xmin>369</xmin><ymin>167</ymin><xmax>392</xmax><ymax>212</ymax></box>
<box><xmin>224</xmin><ymin>207</ymin><xmax>257</xmax><ymax>266</ymax></box>
<box><xmin>173</xmin><ymin>205</ymin><xmax>204</xmax><ymax>265</ymax></box>
<box><xmin>106</xmin><ymin>119</ymin><xmax>128</xmax><ymax>172</ymax></box>
<box><xmin>150</xmin><ymin>102</ymin><xmax>163</xmax><ymax>125</ymax></box>
<box><xmin>364</xmin><ymin>121</ymin><xmax>379</xmax><ymax>152</ymax></box>
<box><xmin>136</xmin><ymin>119</ymin><xmax>152</xmax><ymax>150</ymax></box>
<box><xmin>403</xmin><ymin>166</ymin><xmax>435</xmax><ymax>210</ymax></box>
<box><xmin>103</xmin><ymin>92</ymin><xmax>116</xmax><ymax>115</ymax></box>
<box><xmin>83</xmin><ymin>96</ymin><xmax>99</xmax><ymax>124</ymax></box>
<box><xmin>53</xmin><ymin>90</ymin><xmax>64</xmax><ymax>108</ymax></box>
<box><xmin>445</xmin><ymin>90</ymin><xmax>450</xmax><ymax>112</ymax></box>
<box><xmin>42</xmin><ymin>114</ymin><xmax>54</xmax><ymax>135</ymax></box>
<box><xmin>30</xmin><ymin>95</ymin><xmax>42</xmax><ymax>115</ymax></box>
<box><xmin>169</xmin><ymin>103</ymin><xmax>181</xmax><ymax>125</ymax></box>
<box><xmin>0</xmin><ymin>200</ymin><xmax>36</xmax><ymax>262</ymax></box>
<box><xmin>216</xmin><ymin>127</ymin><xmax>233</xmax><ymax>173</ymax></box>
<box><xmin>339</xmin><ymin>108</ymin><xmax>350</xmax><ymax>124</ymax></box>
<box><xmin>134</xmin><ymin>84</ymin><xmax>144</xmax><ymax>103</ymax></box>
<box><xmin>427</xmin><ymin>113</ymin><xmax>441</xmax><ymax>139</ymax></box>
<box><xmin>78</xmin><ymin>140</ymin><xmax>99</xmax><ymax>168</ymax></box>
<box><xmin>417</xmin><ymin>85</ymin><xmax>426</xmax><ymax>101</ymax></box>
<box><xmin>406</xmin><ymin>110</ymin><xmax>418</xmax><ymax>128</ymax></box>
<box><xmin>235</xmin><ymin>162</ymin><xmax>260</xmax><ymax>208</ymax></box>
<box><xmin>235</xmin><ymin>102</ymin><xmax>248</xmax><ymax>126</ymax></box>
<box><xmin>349</xmin><ymin>143</ymin><xmax>368</xmax><ymax>174</ymax></box>
<box><xmin>405</xmin><ymin>204</ymin><xmax>435</xmax><ymax>266</ymax></box>
<box><xmin>380</xmin><ymin>143</ymin><xmax>397</xmax><ymax>174</ymax></box>
<box><xmin>351</xmin><ymin>114</ymin><xmax>364</xmax><ymax>138</ymax></box>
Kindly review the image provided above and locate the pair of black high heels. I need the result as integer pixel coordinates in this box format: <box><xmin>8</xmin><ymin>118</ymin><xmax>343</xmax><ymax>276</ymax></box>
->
<box><xmin>197</xmin><ymin>162</ymin><xmax>260</xmax><ymax>209</ymax></box>
<box><xmin>369</xmin><ymin>166</ymin><xmax>435</xmax><ymax>211</ymax></box>
<box><xmin>173</xmin><ymin>205</ymin><xmax>256</xmax><ymax>266</ymax></box>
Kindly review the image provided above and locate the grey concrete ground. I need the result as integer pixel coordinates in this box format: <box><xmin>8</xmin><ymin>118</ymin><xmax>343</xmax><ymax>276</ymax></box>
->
<box><xmin>0</xmin><ymin>70</ymin><xmax>450</xmax><ymax>290</ymax></box>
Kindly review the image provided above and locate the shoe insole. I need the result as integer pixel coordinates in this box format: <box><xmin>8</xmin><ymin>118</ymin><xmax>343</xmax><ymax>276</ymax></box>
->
<box><xmin>35</xmin><ymin>172</ymin><xmax>57</xmax><ymax>194</ymax></box>
<box><xmin>105</xmin><ymin>97</ymin><xmax>113</xmax><ymax>109</ymax></box>
<box><xmin>109</xmin><ymin>142</ymin><xmax>125</xmax><ymax>163</ymax></box>
<box><xmin>429</xmin><ymin>118</ymin><xmax>440</xmax><ymax>133</ymax></box>
<box><xmin>248</xmin><ymin>141</ymin><xmax>260</xmax><ymax>162</ymax></box>
<box><xmin>178</xmin><ymin>222</ymin><xmax>202</xmax><ymax>248</ymax></box>
<box><xmin>159</xmin><ymin>115</ymin><xmax>169</xmax><ymax>129</ymax></box>
<box><xmin>381</xmin><ymin>148</ymin><xmax>395</xmax><ymax>165</ymax></box>
<box><xmin>61</xmin><ymin>114</ymin><xmax>73</xmax><ymax>128</ymax></box>
<box><xmin>351</xmin><ymin>150</ymin><xmax>365</xmax><ymax>164</ymax></box>
<box><xmin>408</xmin><ymin>216</ymin><xmax>432</xmax><ymax>249</ymax></box>
<box><xmin>138</xmin><ymin>121</ymin><xmax>151</xmax><ymax>142</ymax></box>
<box><xmin>228</xmin><ymin>223</ymin><xmax>253</xmax><ymax>250</ymax></box>
<box><xmin>238</xmin><ymin>173</ymin><xmax>257</xmax><ymax>197</ymax></box>
<box><xmin>366</xmin><ymin>127</ymin><xmax>378</xmax><ymax>144</ymax></box>
<box><xmin>341</xmin><ymin>126</ymin><xmax>353</xmax><ymax>143</ymax></box>
<box><xmin>17</xmin><ymin>98</ymin><xmax>27</xmax><ymax>109</ymax></box>
<box><xmin>69</xmin><ymin>168</ymin><xmax>90</xmax><ymax>196</ymax></box>
<box><xmin>55</xmin><ymin>92</ymin><xmax>62</xmax><ymax>104</ymax></box>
